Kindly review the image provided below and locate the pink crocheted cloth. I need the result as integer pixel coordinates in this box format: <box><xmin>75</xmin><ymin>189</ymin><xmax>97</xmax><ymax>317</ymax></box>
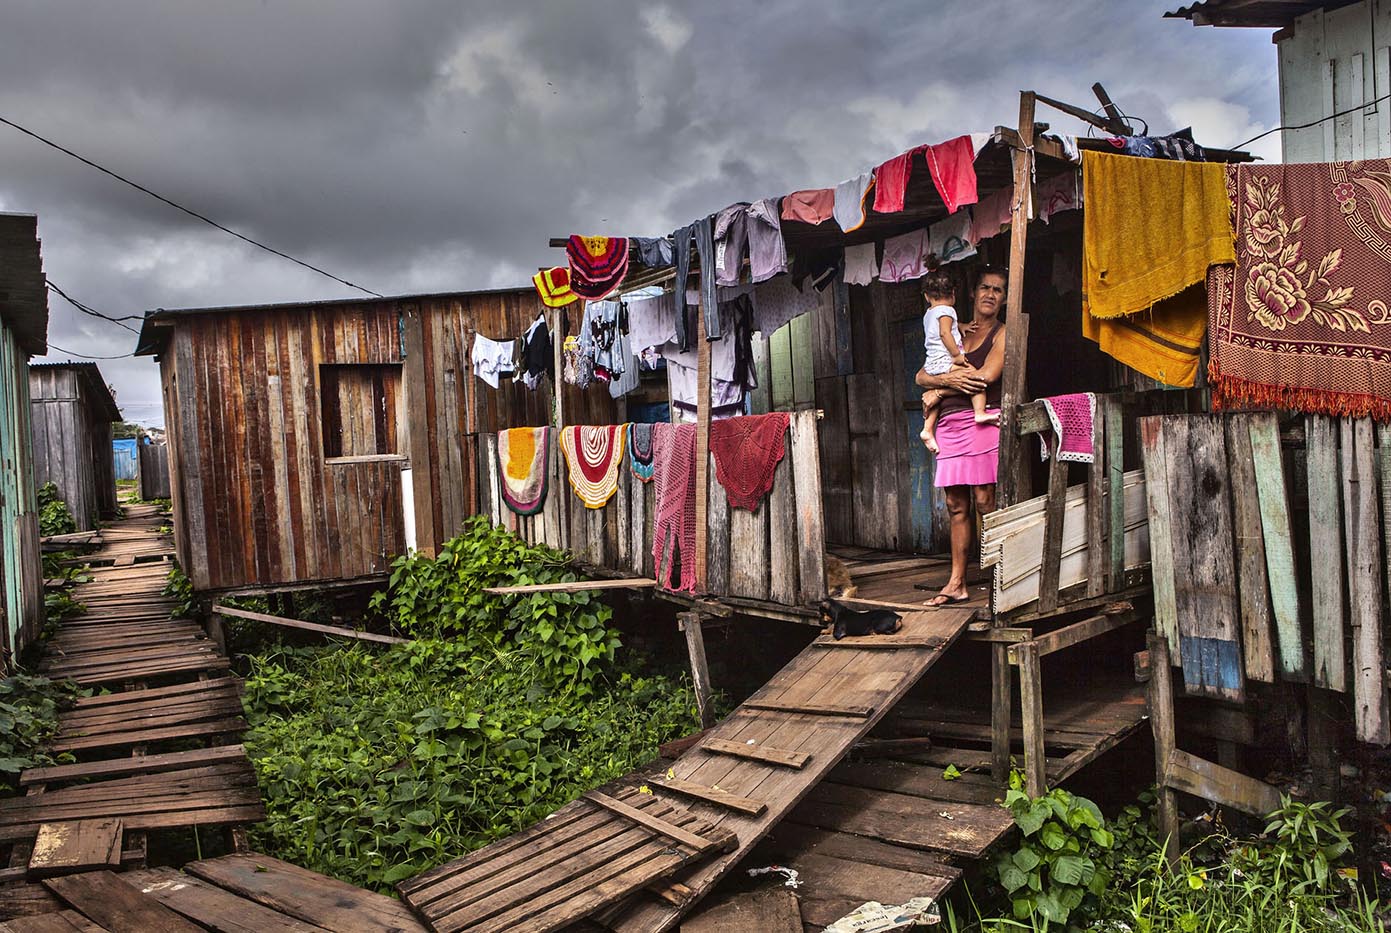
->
<box><xmin>652</xmin><ymin>423</ymin><xmax>697</xmax><ymax>594</ymax></box>
<box><xmin>710</xmin><ymin>413</ymin><xmax>791</xmax><ymax>511</ymax></box>
<box><xmin>1039</xmin><ymin>393</ymin><xmax>1096</xmax><ymax>464</ymax></box>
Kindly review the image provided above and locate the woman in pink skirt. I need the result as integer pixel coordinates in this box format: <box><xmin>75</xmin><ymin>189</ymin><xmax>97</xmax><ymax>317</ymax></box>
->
<box><xmin>915</xmin><ymin>267</ymin><xmax>1007</xmax><ymax>606</ymax></box>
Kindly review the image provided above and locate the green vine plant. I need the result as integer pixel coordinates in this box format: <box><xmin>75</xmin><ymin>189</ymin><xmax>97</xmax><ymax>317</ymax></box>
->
<box><xmin>36</xmin><ymin>482</ymin><xmax>76</xmax><ymax>537</ymax></box>
<box><xmin>0</xmin><ymin>674</ymin><xmax>81</xmax><ymax>796</ymax></box>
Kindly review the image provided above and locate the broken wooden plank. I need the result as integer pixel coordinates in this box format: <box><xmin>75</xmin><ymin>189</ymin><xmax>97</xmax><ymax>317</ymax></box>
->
<box><xmin>1036</xmin><ymin>434</ymin><xmax>1069</xmax><ymax>614</ymax></box>
<box><xmin>741</xmin><ymin>700</ymin><xmax>874</xmax><ymax>718</ymax></box>
<box><xmin>1342</xmin><ymin>418</ymin><xmax>1389</xmax><ymax>744</ymax></box>
<box><xmin>1138</xmin><ymin>419</ymin><xmax>1179</xmax><ymax>655</ymax></box>
<box><xmin>1307</xmin><ymin>415</ymin><xmax>1346</xmax><ymax>692</ymax></box>
<box><xmin>650</xmin><ymin>778</ymin><xmax>766</xmax><ymax>817</ymax></box>
<box><xmin>27</xmin><ymin>820</ymin><xmax>121</xmax><ymax>877</ymax></box>
<box><xmin>212</xmin><ymin>605</ymin><xmax>408</xmax><ymax>645</ymax></box>
<box><xmin>43</xmin><ymin>871</ymin><xmax>203</xmax><ymax>933</ymax></box>
<box><xmin>1248</xmin><ymin>414</ymin><xmax>1305</xmax><ymax>680</ymax></box>
<box><xmin>699</xmin><ymin>738</ymin><xmax>809</xmax><ymax>769</ymax></box>
<box><xmin>1224</xmin><ymin>415</ymin><xmax>1277</xmax><ymax>683</ymax></box>
<box><xmin>583</xmin><ymin>793</ymin><xmax>729</xmax><ymax>854</ymax></box>
<box><xmin>20</xmin><ymin>746</ymin><xmax>248</xmax><ymax>787</ymax></box>
<box><xmin>679</xmin><ymin>889</ymin><xmax>801</xmax><ymax>933</ymax></box>
<box><xmin>1164</xmin><ymin>749</ymin><xmax>1282</xmax><ymax>817</ymax></box>
<box><xmin>482</xmin><ymin>578</ymin><xmax>657</xmax><ymax>595</ymax></box>
<box><xmin>123</xmin><ymin>867</ymin><xmax>333</xmax><ymax>933</ymax></box>
<box><xmin>1008</xmin><ymin>605</ymin><xmax>1140</xmax><ymax>662</ymax></box>
<box><xmin>1</xmin><ymin>909</ymin><xmax>107</xmax><ymax>932</ymax></box>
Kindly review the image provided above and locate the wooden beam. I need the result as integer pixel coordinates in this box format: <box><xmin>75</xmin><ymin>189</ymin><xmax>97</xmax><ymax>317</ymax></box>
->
<box><xmin>211</xmin><ymin>604</ymin><xmax>408</xmax><ymax>645</ymax></box>
<box><xmin>967</xmin><ymin>625</ymin><xmax>1032</xmax><ymax>644</ymax></box>
<box><xmin>694</xmin><ymin>293</ymin><xmax>711</xmax><ymax>592</ymax></box>
<box><xmin>1091</xmin><ymin>82</ymin><xmax>1133</xmax><ymax>135</ymax></box>
<box><xmin>1085</xmin><ymin>396</ymin><xmax>1110</xmax><ymax>599</ymax></box>
<box><xmin>997</xmin><ymin>91</ymin><xmax>1037</xmax><ymax>508</ymax></box>
<box><xmin>1017</xmin><ymin>641</ymin><xmax>1047</xmax><ymax>798</ymax></box>
<box><xmin>1033</xmin><ymin>92</ymin><xmax>1118</xmax><ymax>134</ymax></box>
<box><xmin>742</xmin><ymin>699</ymin><xmax>874</xmax><ymax>718</ymax></box>
<box><xmin>1164</xmin><ymin>749</ymin><xmax>1282</xmax><ymax>817</ymax></box>
<box><xmin>652</xmin><ymin>778</ymin><xmax>766</xmax><ymax>816</ymax></box>
<box><xmin>700</xmin><ymin>738</ymin><xmax>809</xmax><ymax>769</ymax></box>
<box><xmin>400</xmin><ymin>304</ymin><xmax>438</xmax><ymax>558</ymax></box>
<box><xmin>483</xmin><ymin>578</ymin><xmax>657</xmax><ymax>595</ymax></box>
<box><xmin>1147</xmin><ymin>630</ymin><xmax>1180</xmax><ymax>866</ymax></box>
<box><xmin>679</xmin><ymin>612</ymin><xmax>716</xmax><ymax>730</ymax></box>
<box><xmin>1009</xmin><ymin>605</ymin><xmax>1140</xmax><ymax>663</ymax></box>
<box><xmin>583</xmin><ymin>792</ymin><xmax>727</xmax><ymax>854</ymax></box>
<box><xmin>1036</xmin><ymin>435</ymin><xmax>1069</xmax><ymax>614</ymax></box>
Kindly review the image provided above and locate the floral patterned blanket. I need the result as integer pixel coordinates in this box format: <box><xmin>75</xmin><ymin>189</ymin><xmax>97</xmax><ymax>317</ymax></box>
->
<box><xmin>1209</xmin><ymin>160</ymin><xmax>1391</xmax><ymax>419</ymax></box>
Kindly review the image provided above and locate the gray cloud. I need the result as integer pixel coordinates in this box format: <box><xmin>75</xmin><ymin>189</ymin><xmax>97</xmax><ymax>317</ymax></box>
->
<box><xmin>0</xmin><ymin>0</ymin><xmax>1280</xmax><ymax>425</ymax></box>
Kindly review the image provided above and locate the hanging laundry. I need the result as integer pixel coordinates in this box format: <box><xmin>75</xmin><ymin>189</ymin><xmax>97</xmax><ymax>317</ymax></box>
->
<box><xmin>791</xmin><ymin>249</ymin><xmax>841</xmax><ymax>292</ymax></box>
<box><xmin>671</xmin><ymin>223</ymin><xmax>694</xmax><ymax>350</ymax></box>
<box><xmin>694</xmin><ymin>214</ymin><xmax>721</xmax><ymax>340</ymax></box>
<box><xmin>923</xmin><ymin>135</ymin><xmax>979</xmax><ymax>214</ymax></box>
<box><xmin>558</xmin><ymin>425</ymin><xmax>626</xmax><ymax>509</ymax></box>
<box><xmin>627</xmin><ymin>422</ymin><xmax>655</xmax><ymax>483</ymax></box>
<box><xmin>1105</xmin><ymin>129</ymin><xmax>1205</xmax><ymax>162</ymax></box>
<box><xmin>1209</xmin><ymin>159</ymin><xmax>1391</xmax><ymax>419</ymax></box>
<box><xmin>580</xmin><ymin>301</ymin><xmax>625</xmax><ymax>378</ymax></box>
<box><xmin>632</xmin><ymin>236</ymin><xmax>675</xmax><ymax>268</ymax></box>
<box><xmin>471</xmin><ymin>334</ymin><xmax>516</xmax><ymax>388</ymax></box>
<box><xmin>746</xmin><ymin>199</ymin><xmax>788</xmax><ymax>282</ymax></box>
<box><xmin>781</xmin><ymin>188</ymin><xmax>836</xmax><ymax>225</ymax></box>
<box><xmin>709</xmin><ymin>413</ymin><xmax>791</xmax><ymax>511</ymax></box>
<box><xmin>567</xmin><ymin>235</ymin><xmax>630</xmax><ymax>301</ymax></box>
<box><xmin>879</xmin><ymin>228</ymin><xmax>930</xmax><ymax>283</ymax></box>
<box><xmin>871</xmin><ymin>145</ymin><xmax>926</xmax><ymax>215</ymax></box>
<box><xmin>1037</xmin><ymin>394</ymin><xmax>1095</xmax><ymax>464</ymax></box>
<box><xmin>843</xmin><ymin>241</ymin><xmax>879</xmax><ymax>286</ymax></box>
<box><xmin>667</xmin><ymin>360</ymin><xmax>747</xmax><ymax>422</ymax></box>
<box><xmin>519</xmin><ymin>315</ymin><xmax>553</xmax><ymax>390</ymax></box>
<box><xmin>714</xmin><ymin>203</ymin><xmax>750</xmax><ymax>286</ymax></box>
<box><xmin>665</xmin><ymin>294</ymin><xmax>754</xmax><ymax>386</ymax></box>
<box><xmin>969</xmin><ymin>186</ymin><xmax>1016</xmax><ymax>243</ymax></box>
<box><xmin>1082</xmin><ymin>150</ymin><xmax>1232</xmax><ymax>320</ymax></box>
<box><xmin>1036</xmin><ymin>170</ymin><xmax>1081</xmax><ymax>223</ymax></box>
<box><xmin>626</xmin><ymin>291</ymin><xmax>677</xmax><ymax>352</ymax></box>
<box><xmin>752</xmin><ymin>275</ymin><xmax>823</xmax><ymax>334</ymax></box>
<box><xmin>1083</xmin><ymin>285</ymin><xmax>1209</xmax><ymax>388</ymax></box>
<box><xmin>928</xmin><ymin>210</ymin><xmax>977</xmax><ymax>264</ymax></box>
<box><xmin>497</xmin><ymin>427</ymin><xmax>551</xmax><ymax>515</ymax></box>
<box><xmin>652</xmin><ymin>422</ymin><xmax>697</xmax><ymax>593</ymax></box>
<box><xmin>533</xmin><ymin>267</ymin><xmax>578</xmax><ymax>307</ymax></box>
<box><xmin>834</xmin><ymin>172</ymin><xmax>874</xmax><ymax>232</ymax></box>
<box><xmin>562</xmin><ymin>335</ymin><xmax>593</xmax><ymax>389</ymax></box>
<box><xmin>608</xmin><ymin>330</ymin><xmax>640</xmax><ymax>399</ymax></box>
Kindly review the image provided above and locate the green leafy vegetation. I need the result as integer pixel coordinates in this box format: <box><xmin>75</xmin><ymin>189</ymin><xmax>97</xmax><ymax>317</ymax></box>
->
<box><xmin>37</xmin><ymin>482</ymin><xmax>76</xmax><ymax>537</ymax></box>
<box><xmin>242</xmin><ymin>520</ymin><xmax>701</xmax><ymax>891</ymax></box>
<box><xmin>967</xmin><ymin>785</ymin><xmax>1383</xmax><ymax>932</ymax></box>
<box><xmin>0</xmin><ymin>674</ymin><xmax>80</xmax><ymax>796</ymax></box>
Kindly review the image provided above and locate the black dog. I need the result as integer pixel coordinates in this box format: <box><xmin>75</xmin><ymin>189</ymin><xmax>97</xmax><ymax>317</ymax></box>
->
<box><xmin>820</xmin><ymin>599</ymin><xmax>902</xmax><ymax>639</ymax></box>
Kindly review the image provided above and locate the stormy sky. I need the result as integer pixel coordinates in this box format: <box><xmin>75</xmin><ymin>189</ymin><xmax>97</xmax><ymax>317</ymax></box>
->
<box><xmin>0</xmin><ymin>1</ymin><xmax>1281</xmax><ymax>427</ymax></box>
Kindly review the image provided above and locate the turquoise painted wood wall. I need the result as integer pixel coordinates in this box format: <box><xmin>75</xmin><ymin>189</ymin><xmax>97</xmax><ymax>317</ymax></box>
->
<box><xmin>0</xmin><ymin>325</ymin><xmax>40</xmax><ymax>667</ymax></box>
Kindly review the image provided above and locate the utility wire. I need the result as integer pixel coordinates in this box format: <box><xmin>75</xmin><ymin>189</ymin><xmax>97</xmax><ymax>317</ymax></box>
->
<box><xmin>0</xmin><ymin>113</ymin><xmax>384</xmax><ymax>298</ymax></box>
<box><xmin>46</xmin><ymin>280</ymin><xmax>140</xmax><ymax>335</ymax></box>
<box><xmin>1231</xmin><ymin>92</ymin><xmax>1391</xmax><ymax>151</ymax></box>
<box><xmin>45</xmin><ymin>342</ymin><xmax>136</xmax><ymax>360</ymax></box>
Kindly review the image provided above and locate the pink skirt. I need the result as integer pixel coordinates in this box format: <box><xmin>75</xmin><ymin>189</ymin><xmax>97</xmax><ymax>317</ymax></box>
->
<box><xmin>933</xmin><ymin>409</ymin><xmax>1000</xmax><ymax>488</ymax></box>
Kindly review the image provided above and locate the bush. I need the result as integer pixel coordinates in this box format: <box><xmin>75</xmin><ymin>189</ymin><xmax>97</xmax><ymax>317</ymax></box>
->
<box><xmin>0</xmin><ymin>674</ymin><xmax>80</xmax><ymax>795</ymax></box>
<box><xmin>37</xmin><ymin>482</ymin><xmax>76</xmax><ymax>536</ymax></box>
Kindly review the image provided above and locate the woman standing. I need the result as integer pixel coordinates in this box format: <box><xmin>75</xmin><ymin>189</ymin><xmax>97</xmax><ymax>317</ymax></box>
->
<box><xmin>915</xmin><ymin>266</ymin><xmax>1007</xmax><ymax>606</ymax></box>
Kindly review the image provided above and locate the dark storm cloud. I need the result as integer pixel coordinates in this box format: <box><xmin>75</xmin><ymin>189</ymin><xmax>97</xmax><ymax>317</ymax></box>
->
<box><xmin>0</xmin><ymin>1</ymin><xmax>1278</xmax><ymax>424</ymax></box>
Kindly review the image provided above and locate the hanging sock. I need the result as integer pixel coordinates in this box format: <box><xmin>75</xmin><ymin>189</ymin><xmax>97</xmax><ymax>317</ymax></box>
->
<box><xmin>497</xmin><ymin>427</ymin><xmax>551</xmax><ymax>515</ymax></box>
<box><xmin>709</xmin><ymin>413</ymin><xmax>791</xmax><ymax>511</ymax></box>
<box><xmin>558</xmin><ymin>425</ymin><xmax>626</xmax><ymax>509</ymax></box>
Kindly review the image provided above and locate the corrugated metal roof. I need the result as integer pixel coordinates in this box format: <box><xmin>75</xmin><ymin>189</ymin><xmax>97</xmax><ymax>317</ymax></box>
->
<box><xmin>1165</xmin><ymin>0</ymin><xmax>1357</xmax><ymax>28</ymax></box>
<box><xmin>30</xmin><ymin>361</ymin><xmax>122</xmax><ymax>421</ymax></box>
<box><xmin>0</xmin><ymin>213</ymin><xmax>49</xmax><ymax>356</ymax></box>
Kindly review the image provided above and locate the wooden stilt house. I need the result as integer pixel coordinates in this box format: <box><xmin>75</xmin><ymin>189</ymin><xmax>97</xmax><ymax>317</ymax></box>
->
<box><xmin>136</xmin><ymin>288</ymin><xmax>615</xmax><ymax>595</ymax></box>
<box><xmin>0</xmin><ymin>213</ymin><xmax>50</xmax><ymax>669</ymax></box>
<box><xmin>29</xmin><ymin>363</ymin><xmax>121</xmax><ymax>532</ymax></box>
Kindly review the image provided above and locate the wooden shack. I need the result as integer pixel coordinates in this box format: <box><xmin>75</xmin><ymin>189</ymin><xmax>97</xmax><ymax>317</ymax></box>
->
<box><xmin>137</xmin><ymin>438</ymin><xmax>171</xmax><ymax>500</ymax></box>
<box><xmin>136</xmin><ymin>288</ymin><xmax>615</xmax><ymax>595</ymax></box>
<box><xmin>0</xmin><ymin>213</ymin><xmax>50</xmax><ymax>669</ymax></box>
<box><xmin>29</xmin><ymin>363</ymin><xmax>120</xmax><ymax>531</ymax></box>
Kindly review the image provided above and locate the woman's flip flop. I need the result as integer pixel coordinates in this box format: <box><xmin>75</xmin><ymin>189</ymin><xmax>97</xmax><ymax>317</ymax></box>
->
<box><xmin>926</xmin><ymin>592</ymin><xmax>971</xmax><ymax>607</ymax></box>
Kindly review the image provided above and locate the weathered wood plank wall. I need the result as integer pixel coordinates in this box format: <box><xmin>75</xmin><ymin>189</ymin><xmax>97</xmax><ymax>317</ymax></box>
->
<box><xmin>138</xmin><ymin>443</ymin><xmax>171</xmax><ymax>500</ymax></box>
<box><xmin>159</xmin><ymin>291</ymin><xmax>613</xmax><ymax>593</ymax></box>
<box><xmin>29</xmin><ymin>367</ymin><xmax>117</xmax><ymax>531</ymax></box>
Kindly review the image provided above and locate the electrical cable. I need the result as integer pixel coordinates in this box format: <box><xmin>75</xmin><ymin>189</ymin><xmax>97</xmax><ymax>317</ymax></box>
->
<box><xmin>46</xmin><ymin>280</ymin><xmax>140</xmax><ymax>335</ymax></box>
<box><xmin>44</xmin><ymin>343</ymin><xmax>136</xmax><ymax>360</ymax></box>
<box><xmin>1230</xmin><ymin>92</ymin><xmax>1391</xmax><ymax>151</ymax></box>
<box><xmin>0</xmin><ymin>113</ymin><xmax>384</xmax><ymax>298</ymax></box>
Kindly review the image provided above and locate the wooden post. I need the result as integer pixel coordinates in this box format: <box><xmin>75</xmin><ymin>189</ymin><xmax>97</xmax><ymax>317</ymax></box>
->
<box><xmin>1017</xmin><ymin>641</ymin><xmax>1046</xmax><ymax>798</ymax></box>
<box><xmin>996</xmin><ymin>90</ymin><xmax>1037</xmax><ymax>508</ymax></box>
<box><xmin>1306</xmin><ymin>684</ymin><xmax>1341</xmax><ymax>801</ymax></box>
<box><xmin>991</xmin><ymin>639</ymin><xmax>1013</xmax><ymax>783</ymax></box>
<box><xmin>1037</xmin><ymin>436</ymin><xmax>1068</xmax><ymax>614</ymax></box>
<box><xmin>401</xmin><ymin>304</ymin><xmax>438</xmax><ymax>557</ymax></box>
<box><xmin>694</xmin><ymin>292</ymin><xmax>712</xmax><ymax>591</ymax></box>
<box><xmin>551</xmin><ymin>307</ymin><xmax>565</xmax><ymax>433</ymax></box>
<box><xmin>1147</xmin><ymin>630</ymin><xmax>1180</xmax><ymax>866</ymax></box>
<box><xmin>678</xmin><ymin>612</ymin><xmax>715</xmax><ymax>729</ymax></box>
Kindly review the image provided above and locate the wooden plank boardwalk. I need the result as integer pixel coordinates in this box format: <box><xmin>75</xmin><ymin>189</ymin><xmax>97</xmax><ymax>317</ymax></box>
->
<box><xmin>3</xmin><ymin>503</ymin><xmax>264</xmax><ymax>876</ymax></box>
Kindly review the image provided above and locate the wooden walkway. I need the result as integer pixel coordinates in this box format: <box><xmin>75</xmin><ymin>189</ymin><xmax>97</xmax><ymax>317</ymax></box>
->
<box><xmin>828</xmin><ymin>545</ymin><xmax>991</xmax><ymax>612</ymax></box>
<box><xmin>3</xmin><ymin>503</ymin><xmax>263</xmax><ymax>880</ymax></box>
<box><xmin>400</xmin><ymin>606</ymin><xmax>979</xmax><ymax>933</ymax></box>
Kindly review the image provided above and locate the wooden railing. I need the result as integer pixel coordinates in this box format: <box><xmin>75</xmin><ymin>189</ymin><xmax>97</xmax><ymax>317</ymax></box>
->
<box><xmin>478</xmin><ymin>410</ymin><xmax>826</xmax><ymax>610</ymax></box>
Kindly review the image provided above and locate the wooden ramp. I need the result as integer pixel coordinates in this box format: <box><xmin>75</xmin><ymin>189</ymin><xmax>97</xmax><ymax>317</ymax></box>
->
<box><xmin>399</xmin><ymin>606</ymin><xmax>975</xmax><ymax>932</ymax></box>
<box><xmin>5</xmin><ymin>503</ymin><xmax>263</xmax><ymax>875</ymax></box>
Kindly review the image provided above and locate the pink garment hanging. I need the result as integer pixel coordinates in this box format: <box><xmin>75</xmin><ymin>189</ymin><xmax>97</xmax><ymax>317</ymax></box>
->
<box><xmin>652</xmin><ymin>422</ymin><xmax>698</xmax><ymax>593</ymax></box>
<box><xmin>709</xmin><ymin>413</ymin><xmax>791</xmax><ymax>511</ymax></box>
<box><xmin>970</xmin><ymin>185</ymin><xmax>1015</xmax><ymax>242</ymax></box>
<box><xmin>781</xmin><ymin>189</ymin><xmax>836</xmax><ymax>225</ymax></box>
<box><xmin>923</xmin><ymin>135</ymin><xmax>978</xmax><ymax>214</ymax></box>
<box><xmin>871</xmin><ymin>145</ymin><xmax>927</xmax><ymax>214</ymax></box>
<box><xmin>1039</xmin><ymin>393</ymin><xmax>1096</xmax><ymax>463</ymax></box>
<box><xmin>879</xmin><ymin>228</ymin><xmax>930</xmax><ymax>283</ymax></box>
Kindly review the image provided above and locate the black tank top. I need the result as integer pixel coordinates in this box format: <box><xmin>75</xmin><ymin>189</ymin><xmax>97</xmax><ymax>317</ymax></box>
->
<box><xmin>937</xmin><ymin>322</ymin><xmax>1002</xmax><ymax>417</ymax></box>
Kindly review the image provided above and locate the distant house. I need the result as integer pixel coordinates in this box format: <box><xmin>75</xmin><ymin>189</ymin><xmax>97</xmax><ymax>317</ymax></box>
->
<box><xmin>0</xmin><ymin>214</ymin><xmax>50</xmax><ymax>668</ymax></box>
<box><xmin>136</xmin><ymin>289</ymin><xmax>614</xmax><ymax>595</ymax></box>
<box><xmin>29</xmin><ymin>363</ymin><xmax>121</xmax><ymax>531</ymax></box>
<box><xmin>111</xmin><ymin>436</ymin><xmax>139</xmax><ymax>482</ymax></box>
<box><xmin>1169</xmin><ymin>0</ymin><xmax>1389</xmax><ymax>160</ymax></box>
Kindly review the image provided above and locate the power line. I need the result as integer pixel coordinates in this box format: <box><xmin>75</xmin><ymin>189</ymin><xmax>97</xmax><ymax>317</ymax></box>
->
<box><xmin>46</xmin><ymin>280</ymin><xmax>140</xmax><ymax>335</ymax></box>
<box><xmin>44</xmin><ymin>342</ymin><xmax>136</xmax><ymax>360</ymax></box>
<box><xmin>0</xmin><ymin>113</ymin><xmax>384</xmax><ymax>299</ymax></box>
<box><xmin>1231</xmin><ymin>91</ymin><xmax>1391</xmax><ymax>151</ymax></box>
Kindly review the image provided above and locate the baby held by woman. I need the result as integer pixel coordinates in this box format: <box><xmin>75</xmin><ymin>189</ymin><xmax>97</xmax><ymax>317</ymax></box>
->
<box><xmin>918</xmin><ymin>270</ymin><xmax>997</xmax><ymax>453</ymax></box>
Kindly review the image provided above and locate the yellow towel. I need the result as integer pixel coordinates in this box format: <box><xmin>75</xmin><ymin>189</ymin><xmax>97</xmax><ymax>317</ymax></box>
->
<box><xmin>1082</xmin><ymin>150</ymin><xmax>1233</xmax><ymax>319</ymax></box>
<box><xmin>1082</xmin><ymin>282</ymin><xmax>1206</xmax><ymax>387</ymax></box>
